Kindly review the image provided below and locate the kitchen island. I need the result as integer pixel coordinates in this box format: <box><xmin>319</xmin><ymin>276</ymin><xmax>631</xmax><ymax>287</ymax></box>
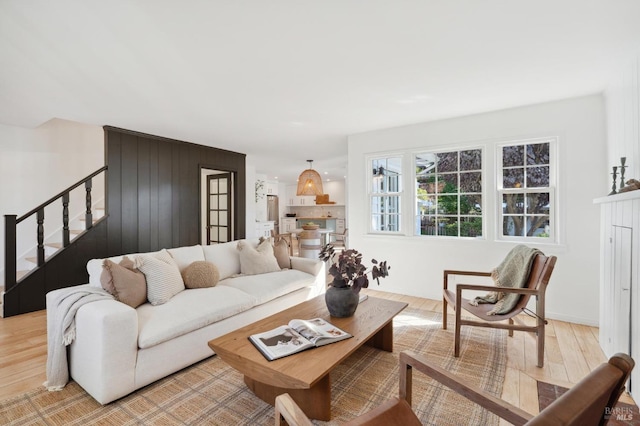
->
<box><xmin>294</xmin><ymin>217</ymin><xmax>343</xmax><ymax>232</ymax></box>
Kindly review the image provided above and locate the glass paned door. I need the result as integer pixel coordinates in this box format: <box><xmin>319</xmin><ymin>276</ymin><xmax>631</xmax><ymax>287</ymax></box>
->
<box><xmin>207</xmin><ymin>173</ymin><xmax>232</xmax><ymax>244</ymax></box>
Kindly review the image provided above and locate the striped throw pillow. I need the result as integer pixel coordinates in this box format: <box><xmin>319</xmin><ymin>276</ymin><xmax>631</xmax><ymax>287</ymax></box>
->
<box><xmin>136</xmin><ymin>249</ymin><xmax>185</xmax><ymax>305</ymax></box>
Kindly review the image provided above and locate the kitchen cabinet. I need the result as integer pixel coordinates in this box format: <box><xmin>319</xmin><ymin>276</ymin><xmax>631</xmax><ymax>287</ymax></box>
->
<box><xmin>296</xmin><ymin>196</ymin><xmax>315</xmax><ymax>206</ymax></box>
<box><xmin>265</xmin><ymin>181</ymin><xmax>278</xmax><ymax>195</ymax></box>
<box><xmin>285</xmin><ymin>185</ymin><xmax>316</xmax><ymax>206</ymax></box>
<box><xmin>595</xmin><ymin>191</ymin><xmax>640</xmax><ymax>396</ymax></box>
<box><xmin>255</xmin><ymin>221</ymin><xmax>274</xmax><ymax>238</ymax></box>
<box><xmin>281</xmin><ymin>218</ymin><xmax>297</xmax><ymax>232</ymax></box>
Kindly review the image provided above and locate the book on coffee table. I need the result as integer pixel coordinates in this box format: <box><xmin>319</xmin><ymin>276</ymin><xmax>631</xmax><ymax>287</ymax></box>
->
<box><xmin>249</xmin><ymin>318</ymin><xmax>352</xmax><ymax>361</ymax></box>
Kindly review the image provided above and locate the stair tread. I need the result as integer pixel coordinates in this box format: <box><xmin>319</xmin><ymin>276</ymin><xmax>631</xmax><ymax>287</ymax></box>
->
<box><xmin>46</xmin><ymin>242</ymin><xmax>63</xmax><ymax>249</ymax></box>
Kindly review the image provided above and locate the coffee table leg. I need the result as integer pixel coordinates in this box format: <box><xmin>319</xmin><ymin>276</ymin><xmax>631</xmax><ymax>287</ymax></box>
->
<box><xmin>244</xmin><ymin>374</ymin><xmax>331</xmax><ymax>421</ymax></box>
<box><xmin>366</xmin><ymin>319</ymin><xmax>394</xmax><ymax>352</ymax></box>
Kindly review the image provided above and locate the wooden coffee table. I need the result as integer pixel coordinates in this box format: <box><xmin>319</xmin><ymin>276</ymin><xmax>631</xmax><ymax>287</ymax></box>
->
<box><xmin>207</xmin><ymin>295</ymin><xmax>407</xmax><ymax>420</ymax></box>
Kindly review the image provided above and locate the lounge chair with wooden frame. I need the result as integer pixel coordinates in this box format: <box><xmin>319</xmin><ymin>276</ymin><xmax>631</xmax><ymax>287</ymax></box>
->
<box><xmin>442</xmin><ymin>251</ymin><xmax>557</xmax><ymax>367</ymax></box>
<box><xmin>275</xmin><ymin>350</ymin><xmax>634</xmax><ymax>426</ymax></box>
<box><xmin>328</xmin><ymin>228</ymin><xmax>348</xmax><ymax>250</ymax></box>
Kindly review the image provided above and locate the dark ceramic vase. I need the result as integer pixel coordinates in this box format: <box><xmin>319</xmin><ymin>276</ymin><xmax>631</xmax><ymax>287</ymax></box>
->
<box><xmin>325</xmin><ymin>285</ymin><xmax>359</xmax><ymax>317</ymax></box>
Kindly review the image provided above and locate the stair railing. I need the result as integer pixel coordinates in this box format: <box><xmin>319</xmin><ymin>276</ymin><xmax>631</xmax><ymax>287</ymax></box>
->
<box><xmin>4</xmin><ymin>166</ymin><xmax>107</xmax><ymax>293</ymax></box>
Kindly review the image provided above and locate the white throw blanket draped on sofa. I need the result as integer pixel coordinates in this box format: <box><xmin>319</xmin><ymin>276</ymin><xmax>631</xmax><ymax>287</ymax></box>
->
<box><xmin>45</xmin><ymin>286</ymin><xmax>114</xmax><ymax>391</ymax></box>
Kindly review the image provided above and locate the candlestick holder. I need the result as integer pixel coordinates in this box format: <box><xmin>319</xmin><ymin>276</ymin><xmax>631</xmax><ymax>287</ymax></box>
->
<box><xmin>610</xmin><ymin>166</ymin><xmax>618</xmax><ymax>195</ymax></box>
<box><xmin>620</xmin><ymin>157</ymin><xmax>627</xmax><ymax>189</ymax></box>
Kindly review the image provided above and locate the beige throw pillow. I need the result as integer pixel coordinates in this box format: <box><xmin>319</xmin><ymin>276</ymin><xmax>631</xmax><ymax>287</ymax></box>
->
<box><xmin>183</xmin><ymin>261</ymin><xmax>220</xmax><ymax>288</ymax></box>
<box><xmin>273</xmin><ymin>239</ymin><xmax>291</xmax><ymax>269</ymax></box>
<box><xmin>136</xmin><ymin>249</ymin><xmax>185</xmax><ymax>305</ymax></box>
<box><xmin>100</xmin><ymin>256</ymin><xmax>147</xmax><ymax>308</ymax></box>
<box><xmin>237</xmin><ymin>239</ymin><xmax>281</xmax><ymax>275</ymax></box>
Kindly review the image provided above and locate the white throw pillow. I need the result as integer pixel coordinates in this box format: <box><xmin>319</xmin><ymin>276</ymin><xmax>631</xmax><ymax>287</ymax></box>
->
<box><xmin>167</xmin><ymin>245</ymin><xmax>205</xmax><ymax>274</ymax></box>
<box><xmin>237</xmin><ymin>239</ymin><xmax>281</xmax><ymax>275</ymax></box>
<box><xmin>136</xmin><ymin>249</ymin><xmax>185</xmax><ymax>305</ymax></box>
<box><xmin>202</xmin><ymin>241</ymin><xmax>242</xmax><ymax>280</ymax></box>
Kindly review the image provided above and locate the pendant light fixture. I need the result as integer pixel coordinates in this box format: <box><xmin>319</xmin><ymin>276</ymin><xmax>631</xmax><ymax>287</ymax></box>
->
<box><xmin>296</xmin><ymin>160</ymin><xmax>324</xmax><ymax>196</ymax></box>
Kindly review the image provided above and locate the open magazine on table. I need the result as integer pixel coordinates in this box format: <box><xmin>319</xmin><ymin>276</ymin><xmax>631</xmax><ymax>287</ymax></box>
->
<box><xmin>249</xmin><ymin>318</ymin><xmax>352</xmax><ymax>361</ymax></box>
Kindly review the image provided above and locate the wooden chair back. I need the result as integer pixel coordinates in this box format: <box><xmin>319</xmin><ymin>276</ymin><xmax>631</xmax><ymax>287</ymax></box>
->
<box><xmin>527</xmin><ymin>353</ymin><xmax>634</xmax><ymax>426</ymax></box>
<box><xmin>508</xmin><ymin>253</ymin><xmax>556</xmax><ymax>317</ymax></box>
<box><xmin>275</xmin><ymin>351</ymin><xmax>634</xmax><ymax>426</ymax></box>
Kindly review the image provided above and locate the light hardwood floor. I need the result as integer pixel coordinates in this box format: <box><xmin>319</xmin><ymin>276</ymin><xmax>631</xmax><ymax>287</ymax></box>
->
<box><xmin>0</xmin><ymin>289</ymin><xmax>635</xmax><ymax>423</ymax></box>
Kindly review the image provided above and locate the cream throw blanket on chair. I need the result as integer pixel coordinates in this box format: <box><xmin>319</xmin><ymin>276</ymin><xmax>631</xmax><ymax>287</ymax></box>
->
<box><xmin>470</xmin><ymin>245</ymin><xmax>541</xmax><ymax>315</ymax></box>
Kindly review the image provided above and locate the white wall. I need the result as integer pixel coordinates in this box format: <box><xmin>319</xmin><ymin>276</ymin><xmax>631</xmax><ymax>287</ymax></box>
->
<box><xmin>254</xmin><ymin>173</ymin><xmax>268</xmax><ymax>222</ymax></box>
<box><xmin>0</xmin><ymin>118</ymin><xmax>104</xmax><ymax>274</ymax></box>
<box><xmin>244</xmin><ymin>157</ymin><xmax>258</xmax><ymax>239</ymax></box>
<box><xmin>605</xmin><ymin>52</ymin><xmax>640</xmax><ymax>187</ymax></box>
<box><xmin>347</xmin><ymin>95</ymin><xmax>606</xmax><ymax>326</ymax></box>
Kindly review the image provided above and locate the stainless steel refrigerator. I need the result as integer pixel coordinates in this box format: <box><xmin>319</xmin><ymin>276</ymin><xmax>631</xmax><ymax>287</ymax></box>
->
<box><xmin>267</xmin><ymin>195</ymin><xmax>279</xmax><ymax>234</ymax></box>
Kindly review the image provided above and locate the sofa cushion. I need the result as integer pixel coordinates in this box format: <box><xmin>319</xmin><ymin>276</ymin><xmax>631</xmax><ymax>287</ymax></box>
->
<box><xmin>202</xmin><ymin>241</ymin><xmax>241</xmax><ymax>280</ymax></box>
<box><xmin>237</xmin><ymin>239</ymin><xmax>281</xmax><ymax>275</ymax></box>
<box><xmin>100</xmin><ymin>256</ymin><xmax>147</xmax><ymax>308</ymax></box>
<box><xmin>167</xmin><ymin>245</ymin><xmax>204</xmax><ymax>274</ymax></box>
<box><xmin>218</xmin><ymin>269</ymin><xmax>315</xmax><ymax>305</ymax></box>
<box><xmin>136</xmin><ymin>286</ymin><xmax>255</xmax><ymax>349</ymax></box>
<box><xmin>136</xmin><ymin>249</ymin><xmax>185</xmax><ymax>305</ymax></box>
<box><xmin>183</xmin><ymin>261</ymin><xmax>220</xmax><ymax>288</ymax></box>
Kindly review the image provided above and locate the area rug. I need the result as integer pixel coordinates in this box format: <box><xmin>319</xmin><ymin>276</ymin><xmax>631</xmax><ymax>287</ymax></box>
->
<box><xmin>538</xmin><ymin>380</ymin><xmax>640</xmax><ymax>425</ymax></box>
<box><xmin>0</xmin><ymin>307</ymin><xmax>507</xmax><ymax>425</ymax></box>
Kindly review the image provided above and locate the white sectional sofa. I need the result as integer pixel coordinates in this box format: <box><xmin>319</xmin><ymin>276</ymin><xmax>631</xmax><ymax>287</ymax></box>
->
<box><xmin>46</xmin><ymin>239</ymin><xmax>326</xmax><ymax>404</ymax></box>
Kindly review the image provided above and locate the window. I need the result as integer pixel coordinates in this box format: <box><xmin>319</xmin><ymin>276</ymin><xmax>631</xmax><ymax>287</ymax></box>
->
<box><xmin>415</xmin><ymin>148</ymin><xmax>483</xmax><ymax>237</ymax></box>
<box><xmin>370</xmin><ymin>157</ymin><xmax>402</xmax><ymax>232</ymax></box>
<box><xmin>498</xmin><ymin>139</ymin><xmax>555</xmax><ymax>241</ymax></box>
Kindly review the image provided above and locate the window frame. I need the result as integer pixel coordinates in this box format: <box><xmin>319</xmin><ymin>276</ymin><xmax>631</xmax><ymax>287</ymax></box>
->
<box><xmin>367</xmin><ymin>154</ymin><xmax>404</xmax><ymax>234</ymax></box>
<box><xmin>413</xmin><ymin>146</ymin><xmax>485</xmax><ymax>239</ymax></box>
<box><xmin>496</xmin><ymin>137</ymin><xmax>558</xmax><ymax>243</ymax></box>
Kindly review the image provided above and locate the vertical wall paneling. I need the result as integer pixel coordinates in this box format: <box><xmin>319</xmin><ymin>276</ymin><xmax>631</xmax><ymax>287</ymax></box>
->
<box><xmin>596</xmin><ymin>191</ymin><xmax>640</xmax><ymax>397</ymax></box>
<box><xmin>120</xmin><ymin>133</ymin><xmax>139</xmax><ymax>254</ymax></box>
<box><xmin>137</xmin><ymin>137</ymin><xmax>151</xmax><ymax>253</ymax></box>
<box><xmin>106</xmin><ymin>131</ymin><xmax>122</xmax><ymax>254</ymax></box>
<box><xmin>158</xmin><ymin>142</ymin><xmax>173</xmax><ymax>249</ymax></box>
<box><xmin>149</xmin><ymin>140</ymin><xmax>159</xmax><ymax>249</ymax></box>
<box><xmin>105</xmin><ymin>126</ymin><xmax>246</xmax><ymax>256</ymax></box>
<box><xmin>188</xmin><ymin>147</ymin><xmax>200</xmax><ymax>243</ymax></box>
<box><xmin>605</xmin><ymin>52</ymin><xmax>640</xmax><ymax>181</ymax></box>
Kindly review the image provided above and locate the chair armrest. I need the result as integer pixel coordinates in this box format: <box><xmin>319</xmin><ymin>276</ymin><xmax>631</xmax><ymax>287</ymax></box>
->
<box><xmin>399</xmin><ymin>351</ymin><xmax>533</xmax><ymax>426</ymax></box>
<box><xmin>443</xmin><ymin>270</ymin><xmax>491</xmax><ymax>290</ymax></box>
<box><xmin>275</xmin><ymin>393</ymin><xmax>314</xmax><ymax>426</ymax></box>
<box><xmin>456</xmin><ymin>283</ymin><xmax>540</xmax><ymax>295</ymax></box>
<box><xmin>444</xmin><ymin>270</ymin><xmax>492</xmax><ymax>277</ymax></box>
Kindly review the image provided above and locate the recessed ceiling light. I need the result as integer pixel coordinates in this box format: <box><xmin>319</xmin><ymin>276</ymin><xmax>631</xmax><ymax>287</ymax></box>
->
<box><xmin>324</xmin><ymin>171</ymin><xmax>328</xmax><ymax>175</ymax></box>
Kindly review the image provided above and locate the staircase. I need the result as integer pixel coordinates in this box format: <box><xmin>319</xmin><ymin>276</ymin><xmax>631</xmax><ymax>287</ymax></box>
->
<box><xmin>2</xmin><ymin>166</ymin><xmax>108</xmax><ymax>317</ymax></box>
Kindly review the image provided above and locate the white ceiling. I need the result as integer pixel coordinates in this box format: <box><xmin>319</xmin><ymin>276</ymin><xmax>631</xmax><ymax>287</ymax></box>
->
<box><xmin>1</xmin><ymin>1</ymin><xmax>640</xmax><ymax>184</ymax></box>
